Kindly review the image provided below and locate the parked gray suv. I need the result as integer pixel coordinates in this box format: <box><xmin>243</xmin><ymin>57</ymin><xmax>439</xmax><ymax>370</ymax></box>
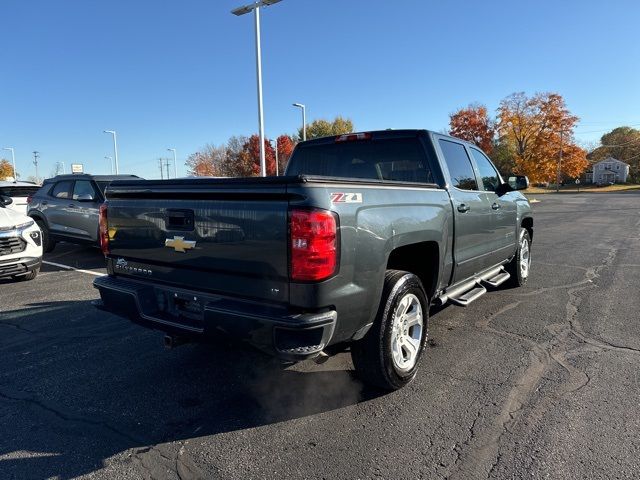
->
<box><xmin>28</xmin><ymin>174</ymin><xmax>139</xmax><ymax>252</ymax></box>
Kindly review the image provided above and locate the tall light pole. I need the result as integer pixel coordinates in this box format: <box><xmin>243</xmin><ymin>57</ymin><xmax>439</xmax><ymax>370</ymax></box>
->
<box><xmin>167</xmin><ymin>148</ymin><xmax>177</xmax><ymax>178</ymax></box>
<box><xmin>2</xmin><ymin>147</ymin><xmax>16</xmax><ymax>183</ymax></box>
<box><xmin>232</xmin><ymin>0</ymin><xmax>283</xmax><ymax>177</ymax></box>
<box><xmin>105</xmin><ymin>156</ymin><xmax>113</xmax><ymax>174</ymax></box>
<box><xmin>104</xmin><ymin>130</ymin><xmax>119</xmax><ymax>174</ymax></box>
<box><xmin>293</xmin><ymin>103</ymin><xmax>306</xmax><ymax>141</ymax></box>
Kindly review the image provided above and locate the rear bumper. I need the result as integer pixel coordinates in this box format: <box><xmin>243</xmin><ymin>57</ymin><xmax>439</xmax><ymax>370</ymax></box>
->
<box><xmin>93</xmin><ymin>275</ymin><xmax>336</xmax><ymax>361</ymax></box>
<box><xmin>0</xmin><ymin>257</ymin><xmax>41</xmax><ymax>278</ymax></box>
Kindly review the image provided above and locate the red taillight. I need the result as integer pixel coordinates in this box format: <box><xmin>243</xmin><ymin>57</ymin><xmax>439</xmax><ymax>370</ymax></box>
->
<box><xmin>335</xmin><ymin>132</ymin><xmax>371</xmax><ymax>142</ymax></box>
<box><xmin>99</xmin><ymin>203</ymin><xmax>109</xmax><ymax>255</ymax></box>
<box><xmin>290</xmin><ymin>208</ymin><xmax>338</xmax><ymax>282</ymax></box>
<box><xmin>26</xmin><ymin>195</ymin><xmax>33</xmax><ymax>204</ymax></box>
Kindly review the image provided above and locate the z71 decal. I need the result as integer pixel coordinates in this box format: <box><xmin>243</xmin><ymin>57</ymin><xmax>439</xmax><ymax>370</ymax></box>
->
<box><xmin>330</xmin><ymin>192</ymin><xmax>363</xmax><ymax>203</ymax></box>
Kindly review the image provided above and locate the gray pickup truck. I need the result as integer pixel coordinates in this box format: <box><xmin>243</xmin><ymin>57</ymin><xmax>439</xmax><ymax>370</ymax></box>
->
<box><xmin>94</xmin><ymin>130</ymin><xmax>533</xmax><ymax>390</ymax></box>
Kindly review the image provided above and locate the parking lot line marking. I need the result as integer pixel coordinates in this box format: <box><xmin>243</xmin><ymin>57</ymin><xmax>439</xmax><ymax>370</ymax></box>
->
<box><xmin>42</xmin><ymin>260</ymin><xmax>105</xmax><ymax>277</ymax></box>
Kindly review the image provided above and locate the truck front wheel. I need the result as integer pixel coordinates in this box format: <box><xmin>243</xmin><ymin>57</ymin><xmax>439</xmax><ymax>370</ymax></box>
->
<box><xmin>506</xmin><ymin>227</ymin><xmax>531</xmax><ymax>287</ymax></box>
<box><xmin>351</xmin><ymin>270</ymin><xmax>429</xmax><ymax>390</ymax></box>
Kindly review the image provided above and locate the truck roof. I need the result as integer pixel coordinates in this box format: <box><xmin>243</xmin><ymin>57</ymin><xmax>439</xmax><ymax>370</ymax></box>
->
<box><xmin>43</xmin><ymin>174</ymin><xmax>140</xmax><ymax>183</ymax></box>
<box><xmin>298</xmin><ymin>129</ymin><xmax>471</xmax><ymax>146</ymax></box>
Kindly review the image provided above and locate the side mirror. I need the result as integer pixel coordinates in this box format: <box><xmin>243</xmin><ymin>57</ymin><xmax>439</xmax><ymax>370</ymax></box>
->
<box><xmin>507</xmin><ymin>175</ymin><xmax>529</xmax><ymax>191</ymax></box>
<box><xmin>76</xmin><ymin>193</ymin><xmax>95</xmax><ymax>202</ymax></box>
<box><xmin>0</xmin><ymin>195</ymin><xmax>13</xmax><ymax>207</ymax></box>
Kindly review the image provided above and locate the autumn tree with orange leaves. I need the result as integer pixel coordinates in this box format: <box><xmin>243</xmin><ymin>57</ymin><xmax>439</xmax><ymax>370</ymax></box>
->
<box><xmin>449</xmin><ymin>104</ymin><xmax>495</xmax><ymax>154</ymax></box>
<box><xmin>497</xmin><ymin>92</ymin><xmax>588</xmax><ymax>183</ymax></box>
<box><xmin>0</xmin><ymin>159</ymin><xmax>15</xmax><ymax>180</ymax></box>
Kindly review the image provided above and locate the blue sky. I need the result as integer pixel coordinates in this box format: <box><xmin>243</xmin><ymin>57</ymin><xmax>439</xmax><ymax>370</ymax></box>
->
<box><xmin>1</xmin><ymin>0</ymin><xmax>639</xmax><ymax>180</ymax></box>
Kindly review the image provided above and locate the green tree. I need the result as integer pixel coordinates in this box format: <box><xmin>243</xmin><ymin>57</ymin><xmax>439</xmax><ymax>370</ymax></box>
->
<box><xmin>299</xmin><ymin>116</ymin><xmax>354</xmax><ymax>140</ymax></box>
<box><xmin>588</xmin><ymin>127</ymin><xmax>640</xmax><ymax>182</ymax></box>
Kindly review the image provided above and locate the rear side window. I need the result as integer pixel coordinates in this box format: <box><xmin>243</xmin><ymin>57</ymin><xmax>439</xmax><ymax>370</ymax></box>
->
<box><xmin>438</xmin><ymin>140</ymin><xmax>478</xmax><ymax>191</ymax></box>
<box><xmin>51</xmin><ymin>181</ymin><xmax>73</xmax><ymax>199</ymax></box>
<box><xmin>0</xmin><ymin>186</ymin><xmax>39</xmax><ymax>197</ymax></box>
<box><xmin>469</xmin><ymin>148</ymin><xmax>501</xmax><ymax>192</ymax></box>
<box><xmin>287</xmin><ymin>138</ymin><xmax>435</xmax><ymax>183</ymax></box>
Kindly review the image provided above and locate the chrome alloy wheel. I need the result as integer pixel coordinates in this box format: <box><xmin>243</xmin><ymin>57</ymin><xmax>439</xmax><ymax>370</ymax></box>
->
<box><xmin>391</xmin><ymin>293</ymin><xmax>424</xmax><ymax>372</ymax></box>
<box><xmin>520</xmin><ymin>234</ymin><xmax>531</xmax><ymax>279</ymax></box>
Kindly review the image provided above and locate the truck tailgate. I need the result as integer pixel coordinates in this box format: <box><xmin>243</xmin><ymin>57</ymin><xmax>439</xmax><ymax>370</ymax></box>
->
<box><xmin>105</xmin><ymin>182</ymin><xmax>291</xmax><ymax>303</ymax></box>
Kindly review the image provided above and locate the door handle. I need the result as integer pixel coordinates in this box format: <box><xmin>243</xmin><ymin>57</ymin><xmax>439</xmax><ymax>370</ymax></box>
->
<box><xmin>491</xmin><ymin>203</ymin><xmax>501</xmax><ymax>210</ymax></box>
<box><xmin>457</xmin><ymin>204</ymin><xmax>470</xmax><ymax>213</ymax></box>
<box><xmin>68</xmin><ymin>204</ymin><xmax>76</xmax><ymax>208</ymax></box>
<box><xmin>41</xmin><ymin>201</ymin><xmax>48</xmax><ymax>206</ymax></box>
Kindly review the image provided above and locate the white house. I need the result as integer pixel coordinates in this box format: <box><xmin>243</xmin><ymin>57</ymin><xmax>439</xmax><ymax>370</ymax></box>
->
<box><xmin>587</xmin><ymin>157</ymin><xmax>630</xmax><ymax>184</ymax></box>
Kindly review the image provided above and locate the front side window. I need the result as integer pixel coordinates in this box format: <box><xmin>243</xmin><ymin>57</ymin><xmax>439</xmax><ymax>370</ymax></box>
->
<box><xmin>438</xmin><ymin>140</ymin><xmax>478</xmax><ymax>190</ymax></box>
<box><xmin>470</xmin><ymin>148</ymin><xmax>501</xmax><ymax>192</ymax></box>
<box><xmin>72</xmin><ymin>180</ymin><xmax>96</xmax><ymax>200</ymax></box>
<box><xmin>51</xmin><ymin>181</ymin><xmax>73</xmax><ymax>199</ymax></box>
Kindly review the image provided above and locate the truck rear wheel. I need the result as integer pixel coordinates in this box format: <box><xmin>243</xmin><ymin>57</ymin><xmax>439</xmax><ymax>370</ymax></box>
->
<box><xmin>351</xmin><ymin>270</ymin><xmax>428</xmax><ymax>390</ymax></box>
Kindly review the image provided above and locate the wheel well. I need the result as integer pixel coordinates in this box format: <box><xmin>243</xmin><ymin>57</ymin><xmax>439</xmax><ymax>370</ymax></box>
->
<box><xmin>521</xmin><ymin>217</ymin><xmax>533</xmax><ymax>240</ymax></box>
<box><xmin>386</xmin><ymin>241</ymin><xmax>439</xmax><ymax>299</ymax></box>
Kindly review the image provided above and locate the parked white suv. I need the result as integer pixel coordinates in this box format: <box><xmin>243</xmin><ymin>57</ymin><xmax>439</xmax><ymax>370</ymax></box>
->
<box><xmin>0</xmin><ymin>195</ymin><xmax>42</xmax><ymax>281</ymax></box>
<box><xmin>0</xmin><ymin>180</ymin><xmax>41</xmax><ymax>215</ymax></box>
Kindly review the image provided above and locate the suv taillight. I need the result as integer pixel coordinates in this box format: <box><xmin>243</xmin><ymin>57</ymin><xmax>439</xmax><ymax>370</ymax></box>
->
<box><xmin>290</xmin><ymin>208</ymin><xmax>338</xmax><ymax>282</ymax></box>
<box><xmin>99</xmin><ymin>203</ymin><xmax>109</xmax><ymax>255</ymax></box>
<box><xmin>26</xmin><ymin>194</ymin><xmax>33</xmax><ymax>204</ymax></box>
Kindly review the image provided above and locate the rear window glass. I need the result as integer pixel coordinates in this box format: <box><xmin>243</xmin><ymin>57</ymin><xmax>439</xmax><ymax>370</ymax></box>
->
<box><xmin>95</xmin><ymin>182</ymin><xmax>109</xmax><ymax>194</ymax></box>
<box><xmin>51</xmin><ymin>181</ymin><xmax>73</xmax><ymax>198</ymax></box>
<box><xmin>287</xmin><ymin>138</ymin><xmax>434</xmax><ymax>183</ymax></box>
<box><xmin>0</xmin><ymin>186</ymin><xmax>39</xmax><ymax>197</ymax></box>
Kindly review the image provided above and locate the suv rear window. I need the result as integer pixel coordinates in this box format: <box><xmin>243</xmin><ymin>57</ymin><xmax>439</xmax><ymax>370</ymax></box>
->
<box><xmin>0</xmin><ymin>186</ymin><xmax>40</xmax><ymax>197</ymax></box>
<box><xmin>287</xmin><ymin>137</ymin><xmax>435</xmax><ymax>183</ymax></box>
<box><xmin>51</xmin><ymin>181</ymin><xmax>73</xmax><ymax>199</ymax></box>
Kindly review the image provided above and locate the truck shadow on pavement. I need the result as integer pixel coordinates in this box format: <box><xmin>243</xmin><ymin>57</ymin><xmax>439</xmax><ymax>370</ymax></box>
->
<box><xmin>0</xmin><ymin>300</ymin><xmax>383</xmax><ymax>479</ymax></box>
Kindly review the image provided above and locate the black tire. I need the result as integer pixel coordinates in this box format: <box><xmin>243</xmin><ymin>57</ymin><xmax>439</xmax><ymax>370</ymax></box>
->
<box><xmin>35</xmin><ymin>219</ymin><xmax>56</xmax><ymax>253</ymax></box>
<box><xmin>14</xmin><ymin>268</ymin><xmax>39</xmax><ymax>281</ymax></box>
<box><xmin>351</xmin><ymin>270</ymin><xmax>429</xmax><ymax>391</ymax></box>
<box><xmin>506</xmin><ymin>228</ymin><xmax>531</xmax><ymax>287</ymax></box>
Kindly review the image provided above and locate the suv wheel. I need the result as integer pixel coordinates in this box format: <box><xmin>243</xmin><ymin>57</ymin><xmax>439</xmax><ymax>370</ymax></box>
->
<box><xmin>351</xmin><ymin>270</ymin><xmax>429</xmax><ymax>390</ymax></box>
<box><xmin>14</xmin><ymin>268</ymin><xmax>39</xmax><ymax>281</ymax></box>
<box><xmin>35</xmin><ymin>219</ymin><xmax>56</xmax><ymax>253</ymax></box>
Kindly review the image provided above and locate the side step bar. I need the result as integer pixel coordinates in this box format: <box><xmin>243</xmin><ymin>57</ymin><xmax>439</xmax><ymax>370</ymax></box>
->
<box><xmin>481</xmin><ymin>270</ymin><xmax>511</xmax><ymax>288</ymax></box>
<box><xmin>449</xmin><ymin>285</ymin><xmax>487</xmax><ymax>306</ymax></box>
<box><xmin>438</xmin><ymin>266</ymin><xmax>511</xmax><ymax>307</ymax></box>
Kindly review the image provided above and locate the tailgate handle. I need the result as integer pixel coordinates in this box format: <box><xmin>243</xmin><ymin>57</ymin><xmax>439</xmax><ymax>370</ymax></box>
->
<box><xmin>165</xmin><ymin>209</ymin><xmax>195</xmax><ymax>231</ymax></box>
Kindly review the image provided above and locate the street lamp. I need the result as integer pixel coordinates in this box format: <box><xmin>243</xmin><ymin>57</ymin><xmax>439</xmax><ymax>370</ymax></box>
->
<box><xmin>105</xmin><ymin>156</ymin><xmax>113</xmax><ymax>174</ymax></box>
<box><xmin>1</xmin><ymin>147</ymin><xmax>17</xmax><ymax>183</ymax></box>
<box><xmin>103</xmin><ymin>130</ymin><xmax>119</xmax><ymax>174</ymax></box>
<box><xmin>167</xmin><ymin>148</ymin><xmax>177</xmax><ymax>178</ymax></box>
<box><xmin>231</xmin><ymin>0</ymin><xmax>283</xmax><ymax>177</ymax></box>
<box><xmin>292</xmin><ymin>103</ymin><xmax>306</xmax><ymax>141</ymax></box>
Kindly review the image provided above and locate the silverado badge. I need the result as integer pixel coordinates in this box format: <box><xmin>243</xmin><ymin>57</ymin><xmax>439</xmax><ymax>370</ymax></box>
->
<box><xmin>165</xmin><ymin>236</ymin><xmax>196</xmax><ymax>253</ymax></box>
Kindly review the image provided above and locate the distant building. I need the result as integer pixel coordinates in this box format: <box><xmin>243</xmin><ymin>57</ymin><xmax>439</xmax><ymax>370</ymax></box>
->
<box><xmin>588</xmin><ymin>157</ymin><xmax>630</xmax><ymax>184</ymax></box>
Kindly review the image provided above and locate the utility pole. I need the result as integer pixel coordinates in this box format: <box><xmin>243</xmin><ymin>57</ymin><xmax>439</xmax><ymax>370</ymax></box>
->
<box><xmin>164</xmin><ymin>158</ymin><xmax>171</xmax><ymax>179</ymax></box>
<box><xmin>158</xmin><ymin>159</ymin><xmax>164</xmax><ymax>179</ymax></box>
<box><xmin>556</xmin><ymin>129</ymin><xmax>564</xmax><ymax>193</ymax></box>
<box><xmin>33</xmin><ymin>151</ymin><xmax>40</xmax><ymax>183</ymax></box>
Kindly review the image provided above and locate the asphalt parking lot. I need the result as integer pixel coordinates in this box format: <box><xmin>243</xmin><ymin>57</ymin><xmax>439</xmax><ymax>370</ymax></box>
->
<box><xmin>1</xmin><ymin>192</ymin><xmax>639</xmax><ymax>480</ymax></box>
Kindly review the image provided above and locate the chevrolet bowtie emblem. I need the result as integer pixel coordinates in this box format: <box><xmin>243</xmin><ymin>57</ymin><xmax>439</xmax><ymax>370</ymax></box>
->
<box><xmin>165</xmin><ymin>236</ymin><xmax>196</xmax><ymax>253</ymax></box>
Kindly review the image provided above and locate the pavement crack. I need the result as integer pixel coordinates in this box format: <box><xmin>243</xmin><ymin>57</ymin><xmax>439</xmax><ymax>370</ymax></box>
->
<box><xmin>0</xmin><ymin>388</ymin><xmax>144</xmax><ymax>445</ymax></box>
